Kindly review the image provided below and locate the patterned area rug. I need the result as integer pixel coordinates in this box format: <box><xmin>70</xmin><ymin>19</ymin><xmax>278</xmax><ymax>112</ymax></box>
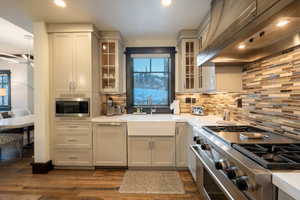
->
<box><xmin>119</xmin><ymin>170</ymin><xmax>185</xmax><ymax>194</ymax></box>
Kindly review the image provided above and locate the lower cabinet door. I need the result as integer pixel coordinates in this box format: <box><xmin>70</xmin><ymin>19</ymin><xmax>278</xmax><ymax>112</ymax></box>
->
<box><xmin>176</xmin><ymin>123</ymin><xmax>188</xmax><ymax>167</ymax></box>
<box><xmin>93</xmin><ymin>123</ymin><xmax>127</xmax><ymax>166</ymax></box>
<box><xmin>54</xmin><ymin>149</ymin><xmax>93</xmax><ymax>166</ymax></box>
<box><xmin>128</xmin><ymin>137</ymin><xmax>152</xmax><ymax>167</ymax></box>
<box><xmin>151</xmin><ymin>137</ymin><xmax>175</xmax><ymax>167</ymax></box>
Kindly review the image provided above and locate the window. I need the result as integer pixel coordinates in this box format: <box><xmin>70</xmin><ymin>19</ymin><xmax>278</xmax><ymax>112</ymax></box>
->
<box><xmin>133</xmin><ymin>57</ymin><xmax>169</xmax><ymax>106</ymax></box>
<box><xmin>0</xmin><ymin>70</ymin><xmax>11</xmax><ymax>111</ymax></box>
<box><xmin>126</xmin><ymin>47</ymin><xmax>176</xmax><ymax>114</ymax></box>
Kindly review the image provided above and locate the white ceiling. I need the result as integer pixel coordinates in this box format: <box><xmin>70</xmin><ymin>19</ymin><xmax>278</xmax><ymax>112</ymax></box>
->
<box><xmin>0</xmin><ymin>17</ymin><xmax>33</xmax><ymax>54</ymax></box>
<box><xmin>1</xmin><ymin>0</ymin><xmax>210</xmax><ymax>42</ymax></box>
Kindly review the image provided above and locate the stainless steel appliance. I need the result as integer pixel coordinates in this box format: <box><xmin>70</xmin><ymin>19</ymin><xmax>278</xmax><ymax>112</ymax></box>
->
<box><xmin>191</xmin><ymin>125</ymin><xmax>300</xmax><ymax>200</ymax></box>
<box><xmin>55</xmin><ymin>98</ymin><xmax>90</xmax><ymax>117</ymax></box>
<box><xmin>191</xmin><ymin>106</ymin><xmax>205</xmax><ymax>116</ymax></box>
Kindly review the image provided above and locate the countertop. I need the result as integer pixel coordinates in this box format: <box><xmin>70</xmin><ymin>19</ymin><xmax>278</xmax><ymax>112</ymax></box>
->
<box><xmin>91</xmin><ymin>114</ymin><xmax>235</xmax><ymax>128</ymax></box>
<box><xmin>0</xmin><ymin>115</ymin><xmax>35</xmax><ymax>129</ymax></box>
<box><xmin>273</xmin><ymin>172</ymin><xmax>300</xmax><ymax>200</ymax></box>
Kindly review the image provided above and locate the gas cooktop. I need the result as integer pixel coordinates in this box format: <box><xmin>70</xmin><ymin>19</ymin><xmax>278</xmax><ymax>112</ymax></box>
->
<box><xmin>203</xmin><ymin>125</ymin><xmax>297</xmax><ymax>145</ymax></box>
<box><xmin>233</xmin><ymin>143</ymin><xmax>300</xmax><ymax>169</ymax></box>
<box><xmin>203</xmin><ymin>125</ymin><xmax>268</xmax><ymax>133</ymax></box>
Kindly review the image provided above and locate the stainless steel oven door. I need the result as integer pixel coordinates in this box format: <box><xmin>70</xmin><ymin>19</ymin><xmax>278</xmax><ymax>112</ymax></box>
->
<box><xmin>55</xmin><ymin>98</ymin><xmax>90</xmax><ymax>117</ymax></box>
<box><xmin>191</xmin><ymin>146</ymin><xmax>249</xmax><ymax>200</ymax></box>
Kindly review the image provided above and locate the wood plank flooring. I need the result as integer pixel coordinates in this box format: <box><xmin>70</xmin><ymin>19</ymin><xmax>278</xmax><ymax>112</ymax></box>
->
<box><xmin>0</xmin><ymin>158</ymin><xmax>202</xmax><ymax>200</ymax></box>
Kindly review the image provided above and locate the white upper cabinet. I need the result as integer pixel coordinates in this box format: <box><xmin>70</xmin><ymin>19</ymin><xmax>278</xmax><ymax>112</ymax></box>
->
<box><xmin>201</xmin><ymin>63</ymin><xmax>216</xmax><ymax>93</ymax></box>
<box><xmin>52</xmin><ymin>33</ymin><xmax>74</xmax><ymax>96</ymax></box>
<box><xmin>73</xmin><ymin>33</ymin><xmax>92</xmax><ymax>95</ymax></box>
<box><xmin>50</xmin><ymin>27</ymin><xmax>97</xmax><ymax>98</ymax></box>
<box><xmin>100</xmin><ymin>31</ymin><xmax>125</xmax><ymax>94</ymax></box>
<box><xmin>178</xmin><ymin>32</ymin><xmax>202</xmax><ymax>93</ymax></box>
<box><xmin>177</xmin><ymin>30</ymin><xmax>216</xmax><ymax>93</ymax></box>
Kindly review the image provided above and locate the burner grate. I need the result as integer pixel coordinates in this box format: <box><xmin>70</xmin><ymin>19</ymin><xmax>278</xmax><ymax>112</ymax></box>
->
<box><xmin>203</xmin><ymin>126</ymin><xmax>268</xmax><ymax>133</ymax></box>
<box><xmin>233</xmin><ymin>143</ymin><xmax>300</xmax><ymax>169</ymax></box>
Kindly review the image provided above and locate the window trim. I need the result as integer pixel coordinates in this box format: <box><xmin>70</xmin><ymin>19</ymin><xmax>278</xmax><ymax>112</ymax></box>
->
<box><xmin>0</xmin><ymin>70</ymin><xmax>11</xmax><ymax>111</ymax></box>
<box><xmin>125</xmin><ymin>47</ymin><xmax>176</xmax><ymax>114</ymax></box>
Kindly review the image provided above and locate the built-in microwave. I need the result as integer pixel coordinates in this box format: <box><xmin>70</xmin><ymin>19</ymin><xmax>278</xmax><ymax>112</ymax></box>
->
<box><xmin>55</xmin><ymin>98</ymin><xmax>90</xmax><ymax>117</ymax></box>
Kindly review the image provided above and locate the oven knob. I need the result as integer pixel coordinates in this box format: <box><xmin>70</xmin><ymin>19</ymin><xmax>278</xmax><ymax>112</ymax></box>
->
<box><xmin>196</xmin><ymin>138</ymin><xmax>204</xmax><ymax>145</ymax></box>
<box><xmin>214</xmin><ymin>159</ymin><xmax>230</xmax><ymax>170</ymax></box>
<box><xmin>193</xmin><ymin>136</ymin><xmax>199</xmax><ymax>141</ymax></box>
<box><xmin>233</xmin><ymin>176</ymin><xmax>250</xmax><ymax>191</ymax></box>
<box><xmin>225</xmin><ymin>166</ymin><xmax>238</xmax><ymax>179</ymax></box>
<box><xmin>201</xmin><ymin>144</ymin><xmax>210</xmax><ymax>150</ymax></box>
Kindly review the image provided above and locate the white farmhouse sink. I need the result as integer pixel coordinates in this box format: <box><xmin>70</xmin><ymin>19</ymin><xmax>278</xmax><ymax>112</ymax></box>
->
<box><xmin>126</xmin><ymin>114</ymin><xmax>176</xmax><ymax>136</ymax></box>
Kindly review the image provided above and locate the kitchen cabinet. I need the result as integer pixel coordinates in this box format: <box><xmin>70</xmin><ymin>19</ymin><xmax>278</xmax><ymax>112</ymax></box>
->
<box><xmin>128</xmin><ymin>136</ymin><xmax>175</xmax><ymax>167</ymax></box>
<box><xmin>100</xmin><ymin>31</ymin><xmax>125</xmax><ymax>94</ymax></box>
<box><xmin>151</xmin><ymin>137</ymin><xmax>175</xmax><ymax>167</ymax></box>
<box><xmin>53</xmin><ymin>121</ymin><xmax>93</xmax><ymax>166</ymax></box>
<box><xmin>175</xmin><ymin>123</ymin><xmax>188</xmax><ymax>168</ymax></box>
<box><xmin>50</xmin><ymin>32</ymin><xmax>94</xmax><ymax>98</ymax></box>
<box><xmin>177</xmin><ymin>30</ymin><xmax>216</xmax><ymax>93</ymax></box>
<box><xmin>93</xmin><ymin>123</ymin><xmax>127</xmax><ymax>166</ymax></box>
<box><xmin>128</xmin><ymin>137</ymin><xmax>152</xmax><ymax>166</ymax></box>
<box><xmin>180</xmin><ymin>38</ymin><xmax>201</xmax><ymax>92</ymax></box>
<box><xmin>201</xmin><ymin>63</ymin><xmax>216</xmax><ymax>93</ymax></box>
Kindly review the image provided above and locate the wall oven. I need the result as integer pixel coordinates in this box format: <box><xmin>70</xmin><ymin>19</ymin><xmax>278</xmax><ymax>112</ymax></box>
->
<box><xmin>55</xmin><ymin>98</ymin><xmax>90</xmax><ymax>117</ymax></box>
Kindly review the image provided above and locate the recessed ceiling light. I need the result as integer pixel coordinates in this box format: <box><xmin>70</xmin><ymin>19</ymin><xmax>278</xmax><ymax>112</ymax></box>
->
<box><xmin>276</xmin><ymin>20</ymin><xmax>289</xmax><ymax>27</ymax></box>
<box><xmin>161</xmin><ymin>0</ymin><xmax>172</xmax><ymax>7</ymax></box>
<box><xmin>238</xmin><ymin>44</ymin><xmax>246</xmax><ymax>50</ymax></box>
<box><xmin>54</xmin><ymin>0</ymin><xmax>66</xmax><ymax>8</ymax></box>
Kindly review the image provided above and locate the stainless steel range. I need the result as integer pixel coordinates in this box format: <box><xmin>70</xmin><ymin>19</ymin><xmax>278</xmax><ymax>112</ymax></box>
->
<box><xmin>191</xmin><ymin>125</ymin><xmax>300</xmax><ymax>200</ymax></box>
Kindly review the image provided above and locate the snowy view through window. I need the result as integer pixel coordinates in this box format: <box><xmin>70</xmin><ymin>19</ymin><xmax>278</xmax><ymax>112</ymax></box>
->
<box><xmin>133</xmin><ymin>57</ymin><xmax>169</xmax><ymax>106</ymax></box>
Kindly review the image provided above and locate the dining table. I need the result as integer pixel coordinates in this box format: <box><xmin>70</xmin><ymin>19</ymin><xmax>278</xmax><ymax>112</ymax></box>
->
<box><xmin>0</xmin><ymin>115</ymin><xmax>35</xmax><ymax>145</ymax></box>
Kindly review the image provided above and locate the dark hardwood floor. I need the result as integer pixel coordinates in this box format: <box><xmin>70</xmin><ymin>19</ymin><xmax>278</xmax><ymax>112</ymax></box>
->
<box><xmin>0</xmin><ymin>156</ymin><xmax>202</xmax><ymax>200</ymax></box>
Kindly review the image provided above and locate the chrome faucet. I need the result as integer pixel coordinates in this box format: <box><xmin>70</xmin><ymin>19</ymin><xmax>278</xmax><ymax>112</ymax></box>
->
<box><xmin>147</xmin><ymin>96</ymin><xmax>156</xmax><ymax>115</ymax></box>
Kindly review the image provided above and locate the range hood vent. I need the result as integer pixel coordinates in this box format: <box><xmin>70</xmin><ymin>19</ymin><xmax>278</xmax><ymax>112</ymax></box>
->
<box><xmin>213</xmin><ymin>1</ymin><xmax>300</xmax><ymax>63</ymax></box>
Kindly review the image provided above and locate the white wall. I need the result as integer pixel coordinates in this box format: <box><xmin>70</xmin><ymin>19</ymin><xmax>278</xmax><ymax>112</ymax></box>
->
<box><xmin>0</xmin><ymin>60</ymin><xmax>34</xmax><ymax>113</ymax></box>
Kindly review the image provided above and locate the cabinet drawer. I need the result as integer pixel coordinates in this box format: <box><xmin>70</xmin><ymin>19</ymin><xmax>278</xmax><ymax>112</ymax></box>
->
<box><xmin>55</xmin><ymin>134</ymin><xmax>92</xmax><ymax>148</ymax></box>
<box><xmin>55</xmin><ymin>122</ymin><xmax>91</xmax><ymax>133</ymax></box>
<box><xmin>54</xmin><ymin>149</ymin><xmax>93</xmax><ymax>166</ymax></box>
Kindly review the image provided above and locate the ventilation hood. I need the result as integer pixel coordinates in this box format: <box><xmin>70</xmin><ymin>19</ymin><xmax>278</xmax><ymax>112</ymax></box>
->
<box><xmin>212</xmin><ymin>1</ymin><xmax>300</xmax><ymax>63</ymax></box>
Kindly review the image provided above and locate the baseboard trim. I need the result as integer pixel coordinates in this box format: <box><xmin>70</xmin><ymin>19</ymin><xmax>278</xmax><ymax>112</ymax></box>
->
<box><xmin>31</xmin><ymin>160</ymin><xmax>54</xmax><ymax>174</ymax></box>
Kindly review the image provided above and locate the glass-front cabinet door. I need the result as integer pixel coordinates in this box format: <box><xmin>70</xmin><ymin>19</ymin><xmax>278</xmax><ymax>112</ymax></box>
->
<box><xmin>101</xmin><ymin>40</ymin><xmax>117</xmax><ymax>92</ymax></box>
<box><xmin>181</xmin><ymin>39</ymin><xmax>200</xmax><ymax>92</ymax></box>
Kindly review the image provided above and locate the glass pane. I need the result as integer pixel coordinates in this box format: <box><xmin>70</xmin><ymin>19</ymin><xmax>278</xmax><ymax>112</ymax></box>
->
<box><xmin>108</xmin><ymin>42</ymin><xmax>115</xmax><ymax>53</ymax></box>
<box><xmin>151</xmin><ymin>58</ymin><xmax>168</xmax><ymax>72</ymax></box>
<box><xmin>109</xmin><ymin>54</ymin><xmax>115</xmax><ymax>66</ymax></box>
<box><xmin>133</xmin><ymin>73</ymin><xmax>168</xmax><ymax>106</ymax></box>
<box><xmin>102</xmin><ymin>42</ymin><xmax>108</xmax><ymax>53</ymax></box>
<box><xmin>133</xmin><ymin>58</ymin><xmax>150</xmax><ymax>72</ymax></box>
<box><xmin>102</xmin><ymin>54</ymin><xmax>108</xmax><ymax>65</ymax></box>
<box><xmin>190</xmin><ymin>42</ymin><xmax>194</xmax><ymax>53</ymax></box>
<box><xmin>186</xmin><ymin>42</ymin><xmax>190</xmax><ymax>53</ymax></box>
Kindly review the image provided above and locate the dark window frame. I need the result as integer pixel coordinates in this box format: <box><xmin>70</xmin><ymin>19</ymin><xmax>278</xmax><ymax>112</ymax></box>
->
<box><xmin>0</xmin><ymin>70</ymin><xmax>11</xmax><ymax>111</ymax></box>
<box><xmin>125</xmin><ymin>47</ymin><xmax>176</xmax><ymax>114</ymax></box>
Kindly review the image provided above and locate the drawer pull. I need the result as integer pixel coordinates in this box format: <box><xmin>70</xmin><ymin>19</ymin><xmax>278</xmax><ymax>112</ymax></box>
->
<box><xmin>68</xmin><ymin>126</ymin><xmax>80</xmax><ymax>129</ymax></box>
<box><xmin>67</xmin><ymin>139</ymin><xmax>78</xmax><ymax>142</ymax></box>
<box><xmin>98</xmin><ymin>123</ymin><xmax>121</xmax><ymax>126</ymax></box>
<box><xmin>68</xmin><ymin>156</ymin><xmax>78</xmax><ymax>160</ymax></box>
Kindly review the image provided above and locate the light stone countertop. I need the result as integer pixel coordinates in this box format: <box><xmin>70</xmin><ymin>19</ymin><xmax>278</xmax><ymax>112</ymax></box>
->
<box><xmin>0</xmin><ymin>115</ymin><xmax>35</xmax><ymax>129</ymax></box>
<box><xmin>91</xmin><ymin>114</ymin><xmax>235</xmax><ymax>127</ymax></box>
<box><xmin>273</xmin><ymin>173</ymin><xmax>300</xmax><ymax>200</ymax></box>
